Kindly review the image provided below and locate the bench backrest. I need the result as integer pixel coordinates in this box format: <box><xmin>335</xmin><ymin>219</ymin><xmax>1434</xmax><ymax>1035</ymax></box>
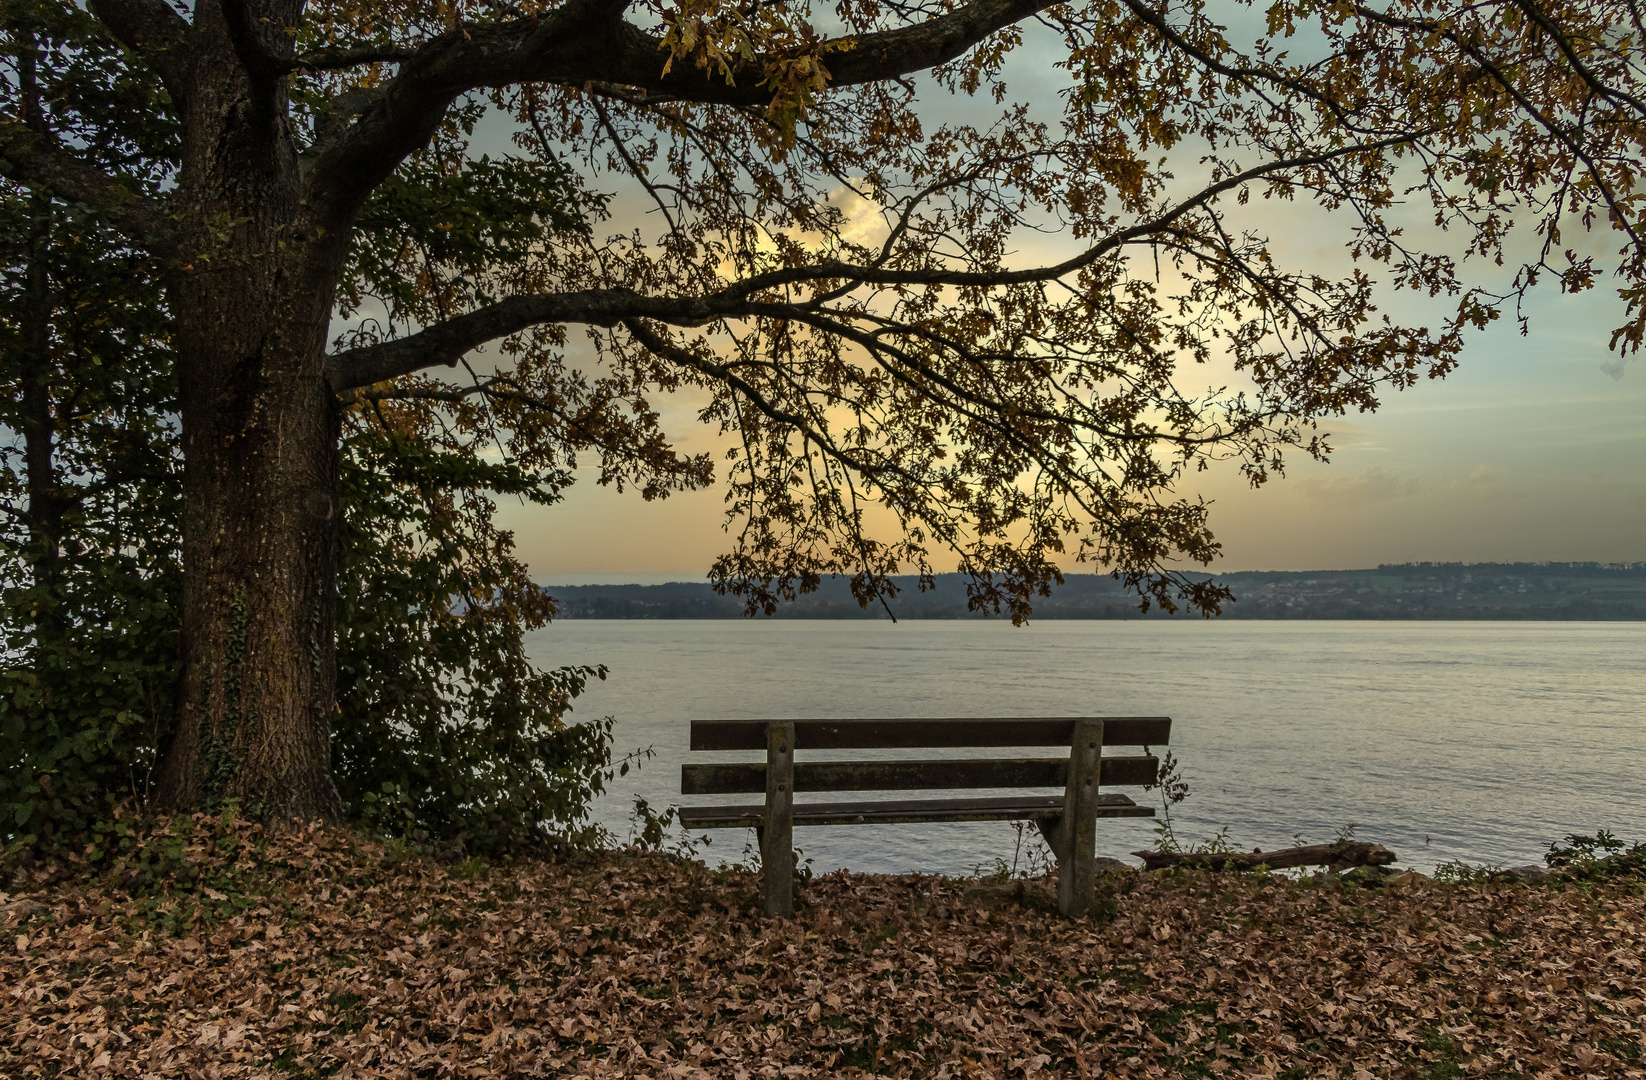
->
<box><xmin>682</xmin><ymin>717</ymin><xmax>1169</xmax><ymax>796</ymax></box>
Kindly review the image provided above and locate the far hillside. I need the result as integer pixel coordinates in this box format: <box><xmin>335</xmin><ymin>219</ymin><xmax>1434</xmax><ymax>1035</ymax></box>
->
<box><xmin>545</xmin><ymin>563</ymin><xmax>1646</xmax><ymax>620</ymax></box>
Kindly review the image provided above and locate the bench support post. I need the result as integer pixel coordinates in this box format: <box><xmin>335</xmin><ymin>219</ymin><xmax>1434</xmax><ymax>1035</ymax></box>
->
<box><xmin>1057</xmin><ymin>718</ymin><xmax>1104</xmax><ymax>917</ymax></box>
<box><xmin>761</xmin><ymin>720</ymin><xmax>796</xmax><ymax>918</ymax></box>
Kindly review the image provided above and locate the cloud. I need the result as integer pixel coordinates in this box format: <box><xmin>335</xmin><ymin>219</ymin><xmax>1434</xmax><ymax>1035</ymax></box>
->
<box><xmin>1444</xmin><ymin>464</ymin><xmax>1516</xmax><ymax>503</ymax></box>
<box><xmin>824</xmin><ymin>183</ymin><xmax>891</xmax><ymax>248</ymax></box>
<box><xmin>1464</xmin><ymin>464</ymin><xmax>1499</xmax><ymax>486</ymax></box>
<box><xmin>1294</xmin><ymin>465</ymin><xmax>1420</xmax><ymax>504</ymax></box>
<box><xmin>1599</xmin><ymin>357</ymin><xmax>1634</xmax><ymax>381</ymax></box>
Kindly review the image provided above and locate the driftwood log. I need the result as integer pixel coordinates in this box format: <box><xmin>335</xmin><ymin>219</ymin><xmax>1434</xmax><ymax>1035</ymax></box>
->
<box><xmin>1132</xmin><ymin>841</ymin><xmax>1398</xmax><ymax>872</ymax></box>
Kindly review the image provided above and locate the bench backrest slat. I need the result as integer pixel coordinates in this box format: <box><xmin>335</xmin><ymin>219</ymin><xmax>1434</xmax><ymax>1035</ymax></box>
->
<box><xmin>689</xmin><ymin>716</ymin><xmax>1171</xmax><ymax>751</ymax></box>
<box><xmin>680</xmin><ymin>754</ymin><xmax>1159</xmax><ymax>795</ymax></box>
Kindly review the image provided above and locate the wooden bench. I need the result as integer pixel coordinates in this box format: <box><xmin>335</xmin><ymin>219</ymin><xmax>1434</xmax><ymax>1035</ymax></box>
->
<box><xmin>677</xmin><ymin>717</ymin><xmax>1170</xmax><ymax>918</ymax></box>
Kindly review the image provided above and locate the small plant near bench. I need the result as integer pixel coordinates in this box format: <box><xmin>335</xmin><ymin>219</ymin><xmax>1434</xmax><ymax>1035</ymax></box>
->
<box><xmin>1432</xmin><ymin>859</ymin><xmax>1504</xmax><ymax>886</ymax></box>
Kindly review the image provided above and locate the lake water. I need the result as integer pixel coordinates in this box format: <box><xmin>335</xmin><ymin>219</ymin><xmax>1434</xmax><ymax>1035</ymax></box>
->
<box><xmin>524</xmin><ymin>620</ymin><xmax>1646</xmax><ymax>876</ymax></box>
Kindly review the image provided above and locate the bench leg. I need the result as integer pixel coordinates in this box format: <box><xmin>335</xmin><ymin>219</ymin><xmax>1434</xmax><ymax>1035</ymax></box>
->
<box><xmin>762</xmin><ymin>721</ymin><xmax>796</xmax><ymax>918</ymax></box>
<box><xmin>1036</xmin><ymin>817</ymin><xmax>1066</xmax><ymax>863</ymax></box>
<box><xmin>1057</xmin><ymin>719</ymin><xmax>1104</xmax><ymax>917</ymax></box>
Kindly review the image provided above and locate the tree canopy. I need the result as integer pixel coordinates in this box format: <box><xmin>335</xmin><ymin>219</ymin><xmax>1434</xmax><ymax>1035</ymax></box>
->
<box><xmin>308</xmin><ymin>0</ymin><xmax>1642</xmax><ymax>615</ymax></box>
<box><xmin>3</xmin><ymin>0</ymin><xmax>1644</xmax><ymax>816</ymax></box>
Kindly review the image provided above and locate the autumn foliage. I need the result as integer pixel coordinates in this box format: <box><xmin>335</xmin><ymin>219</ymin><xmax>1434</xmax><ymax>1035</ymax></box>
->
<box><xmin>4</xmin><ymin>815</ymin><xmax>1643</xmax><ymax>1077</ymax></box>
<box><xmin>10</xmin><ymin>0</ymin><xmax>1646</xmax><ymax>816</ymax></box>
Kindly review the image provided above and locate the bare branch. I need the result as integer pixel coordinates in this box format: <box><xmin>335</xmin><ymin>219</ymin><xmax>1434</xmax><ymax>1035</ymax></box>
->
<box><xmin>591</xmin><ymin>96</ymin><xmax>679</xmax><ymax>236</ymax></box>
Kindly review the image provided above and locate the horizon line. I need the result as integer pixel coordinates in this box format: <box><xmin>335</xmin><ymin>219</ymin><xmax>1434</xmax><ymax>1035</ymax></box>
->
<box><xmin>536</xmin><ymin>560</ymin><xmax>1644</xmax><ymax>587</ymax></box>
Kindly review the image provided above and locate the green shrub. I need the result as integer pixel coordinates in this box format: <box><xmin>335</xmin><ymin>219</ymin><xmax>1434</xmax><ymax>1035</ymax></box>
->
<box><xmin>3</xmin><ymin>426</ymin><xmax>620</xmax><ymax>858</ymax></box>
<box><xmin>1545</xmin><ymin>830</ymin><xmax>1645</xmax><ymax>881</ymax></box>
<box><xmin>333</xmin><ymin>429</ymin><xmax>615</xmax><ymax>853</ymax></box>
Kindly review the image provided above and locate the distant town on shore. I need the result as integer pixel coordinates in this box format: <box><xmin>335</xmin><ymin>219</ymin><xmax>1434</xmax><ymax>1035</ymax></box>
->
<box><xmin>545</xmin><ymin>562</ymin><xmax>1646</xmax><ymax>620</ymax></box>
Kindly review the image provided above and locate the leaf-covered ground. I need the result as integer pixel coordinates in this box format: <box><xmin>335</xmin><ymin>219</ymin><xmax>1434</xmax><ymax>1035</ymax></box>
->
<box><xmin>3</xmin><ymin>817</ymin><xmax>1643</xmax><ymax>1078</ymax></box>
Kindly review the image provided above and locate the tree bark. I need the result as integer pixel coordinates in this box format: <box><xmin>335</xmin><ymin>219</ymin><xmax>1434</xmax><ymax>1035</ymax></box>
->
<box><xmin>15</xmin><ymin>34</ymin><xmax>64</xmax><ymax>629</ymax></box>
<box><xmin>153</xmin><ymin>8</ymin><xmax>349</xmax><ymax>820</ymax></box>
<box><xmin>157</xmin><ymin>294</ymin><xmax>344</xmax><ymax>819</ymax></box>
<box><xmin>1132</xmin><ymin>841</ymin><xmax>1398</xmax><ymax>872</ymax></box>
<box><xmin>19</xmin><ymin>199</ymin><xmax>62</xmax><ymax>617</ymax></box>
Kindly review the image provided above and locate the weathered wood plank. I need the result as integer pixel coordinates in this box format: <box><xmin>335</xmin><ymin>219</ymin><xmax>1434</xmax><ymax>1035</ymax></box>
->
<box><xmin>677</xmin><ymin>793</ymin><xmax>1151</xmax><ymax>830</ymax></box>
<box><xmin>1057</xmin><ymin>718</ymin><xmax>1104</xmax><ymax>917</ymax></box>
<box><xmin>681</xmin><ymin>755</ymin><xmax>1159</xmax><ymax>795</ymax></box>
<box><xmin>689</xmin><ymin>717</ymin><xmax>1171</xmax><ymax>751</ymax></box>
<box><xmin>762</xmin><ymin>721</ymin><xmax>795</xmax><ymax>918</ymax></box>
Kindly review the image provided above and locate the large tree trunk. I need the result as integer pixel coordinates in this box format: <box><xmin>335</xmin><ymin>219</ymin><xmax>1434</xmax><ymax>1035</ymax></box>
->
<box><xmin>154</xmin><ymin>14</ymin><xmax>349</xmax><ymax>819</ymax></box>
<box><xmin>156</xmin><ymin>294</ymin><xmax>344</xmax><ymax>819</ymax></box>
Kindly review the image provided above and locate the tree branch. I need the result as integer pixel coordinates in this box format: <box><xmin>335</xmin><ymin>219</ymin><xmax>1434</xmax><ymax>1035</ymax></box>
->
<box><xmin>86</xmin><ymin>0</ymin><xmax>192</xmax><ymax>98</ymax></box>
<box><xmin>210</xmin><ymin>0</ymin><xmax>290</xmax><ymax>107</ymax></box>
<box><xmin>291</xmin><ymin>44</ymin><xmax>415</xmax><ymax>72</ymax></box>
<box><xmin>811</xmin><ymin>0</ymin><xmax>1056</xmax><ymax>90</ymax></box>
<box><xmin>1507</xmin><ymin>0</ymin><xmax>1646</xmax><ymax>117</ymax></box>
<box><xmin>326</xmin><ymin>287</ymin><xmax>703</xmax><ymax>390</ymax></box>
<box><xmin>304</xmin><ymin>0</ymin><xmax>1053</xmax><ymax>227</ymax></box>
<box><xmin>715</xmin><ymin>133</ymin><xmax>1422</xmax><ymax>296</ymax></box>
<box><xmin>324</xmin><ymin>131</ymin><xmax>1421</xmax><ymax>393</ymax></box>
<box><xmin>1349</xmin><ymin>2</ymin><xmax>1645</xmax><ymax>257</ymax></box>
<box><xmin>0</xmin><ymin>120</ymin><xmax>175</xmax><ymax>252</ymax></box>
<box><xmin>621</xmin><ymin>317</ymin><xmax>925</xmax><ymax>493</ymax></box>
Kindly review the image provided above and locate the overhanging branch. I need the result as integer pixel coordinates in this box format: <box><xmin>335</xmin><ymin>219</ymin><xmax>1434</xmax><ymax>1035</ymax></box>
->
<box><xmin>324</xmin><ymin>131</ymin><xmax>1422</xmax><ymax>393</ymax></box>
<box><xmin>304</xmin><ymin>0</ymin><xmax>1056</xmax><ymax>226</ymax></box>
<box><xmin>325</xmin><ymin>287</ymin><xmax>724</xmax><ymax>390</ymax></box>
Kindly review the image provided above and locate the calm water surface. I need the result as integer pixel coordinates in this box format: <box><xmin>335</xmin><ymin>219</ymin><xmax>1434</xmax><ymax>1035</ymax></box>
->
<box><xmin>523</xmin><ymin>621</ymin><xmax>1646</xmax><ymax>875</ymax></box>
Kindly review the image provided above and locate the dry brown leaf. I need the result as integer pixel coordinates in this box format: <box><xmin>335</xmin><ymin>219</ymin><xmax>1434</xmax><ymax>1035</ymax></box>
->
<box><xmin>2</xmin><ymin>817</ymin><xmax>1643</xmax><ymax>1078</ymax></box>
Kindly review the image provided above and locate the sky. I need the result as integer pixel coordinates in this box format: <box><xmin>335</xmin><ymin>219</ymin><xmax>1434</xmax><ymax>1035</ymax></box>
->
<box><xmin>473</xmin><ymin>17</ymin><xmax>1646</xmax><ymax>583</ymax></box>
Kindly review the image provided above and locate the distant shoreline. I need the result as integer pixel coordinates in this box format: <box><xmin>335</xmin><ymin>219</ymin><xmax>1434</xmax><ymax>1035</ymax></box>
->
<box><xmin>543</xmin><ymin>562</ymin><xmax>1646</xmax><ymax>620</ymax></box>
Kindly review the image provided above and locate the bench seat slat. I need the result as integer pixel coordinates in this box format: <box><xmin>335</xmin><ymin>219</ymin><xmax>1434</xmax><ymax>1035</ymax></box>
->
<box><xmin>690</xmin><ymin>717</ymin><xmax>1171</xmax><ymax>751</ymax></box>
<box><xmin>676</xmin><ymin>793</ymin><xmax>1153</xmax><ymax>830</ymax></box>
<box><xmin>680</xmin><ymin>755</ymin><xmax>1158</xmax><ymax>795</ymax></box>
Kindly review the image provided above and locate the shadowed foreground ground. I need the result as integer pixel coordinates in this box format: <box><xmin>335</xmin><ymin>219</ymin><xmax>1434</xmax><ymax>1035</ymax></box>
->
<box><xmin>3</xmin><ymin>816</ymin><xmax>1643</xmax><ymax>1078</ymax></box>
